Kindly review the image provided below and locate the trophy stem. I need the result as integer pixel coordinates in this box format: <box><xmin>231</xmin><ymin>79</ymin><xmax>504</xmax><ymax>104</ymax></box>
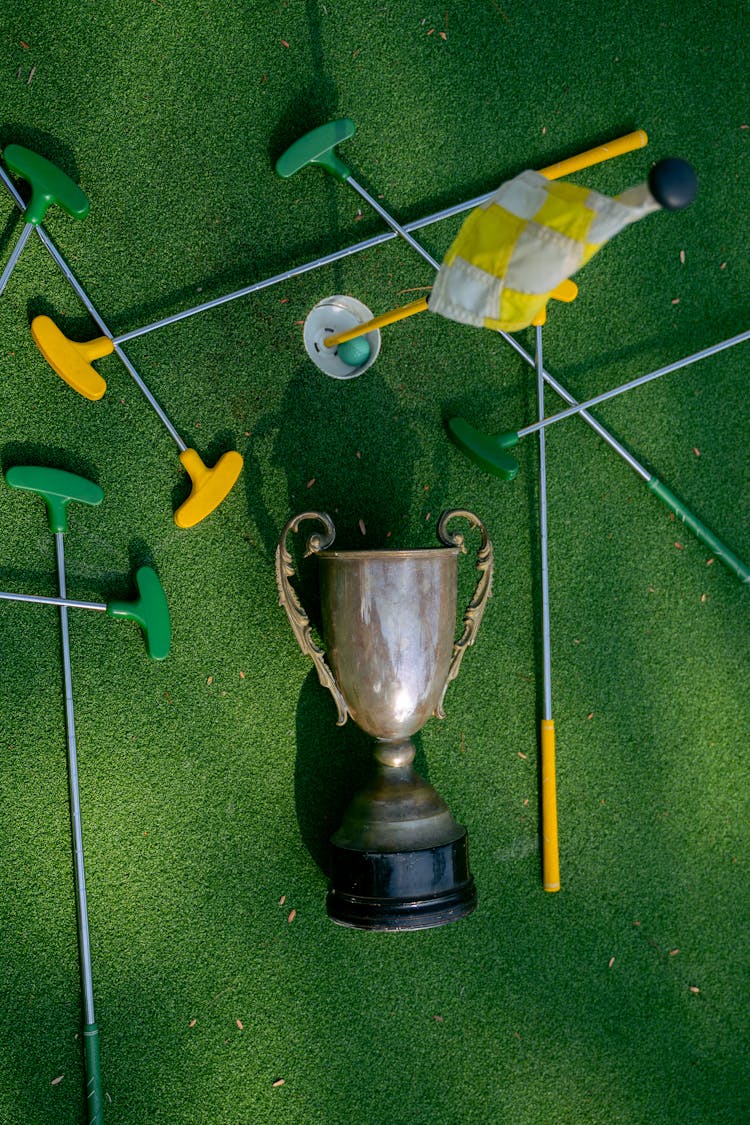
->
<box><xmin>326</xmin><ymin>737</ymin><xmax>477</xmax><ymax>931</ymax></box>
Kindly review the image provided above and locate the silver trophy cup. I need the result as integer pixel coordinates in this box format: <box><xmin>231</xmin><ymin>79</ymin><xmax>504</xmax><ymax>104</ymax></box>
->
<box><xmin>275</xmin><ymin>510</ymin><xmax>493</xmax><ymax>930</ymax></box>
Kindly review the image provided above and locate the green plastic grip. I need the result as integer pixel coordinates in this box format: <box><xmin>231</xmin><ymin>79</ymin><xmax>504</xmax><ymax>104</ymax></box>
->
<box><xmin>83</xmin><ymin>1022</ymin><xmax>103</xmax><ymax>1124</ymax></box>
<box><xmin>5</xmin><ymin>466</ymin><xmax>103</xmax><ymax>532</ymax></box>
<box><xmin>3</xmin><ymin>144</ymin><xmax>89</xmax><ymax>226</ymax></box>
<box><xmin>647</xmin><ymin>477</ymin><xmax>750</xmax><ymax>583</ymax></box>
<box><xmin>446</xmin><ymin>417</ymin><xmax>521</xmax><ymax>480</ymax></box>
<box><xmin>274</xmin><ymin>119</ymin><xmax>356</xmax><ymax>184</ymax></box>
<box><xmin>107</xmin><ymin>566</ymin><xmax>172</xmax><ymax>660</ymax></box>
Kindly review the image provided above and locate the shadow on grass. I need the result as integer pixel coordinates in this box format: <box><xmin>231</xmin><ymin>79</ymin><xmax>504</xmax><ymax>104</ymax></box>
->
<box><xmin>0</xmin><ymin>440</ymin><xmax>101</xmax><ymax>487</ymax></box>
<box><xmin>294</xmin><ymin>670</ymin><xmax>432</xmax><ymax>875</ymax></box>
<box><xmin>243</xmin><ymin>360</ymin><xmax>423</xmax><ymax>561</ymax></box>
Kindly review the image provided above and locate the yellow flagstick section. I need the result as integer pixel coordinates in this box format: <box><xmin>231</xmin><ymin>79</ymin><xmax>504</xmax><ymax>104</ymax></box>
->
<box><xmin>538</xmin><ymin>129</ymin><xmax>648</xmax><ymax>181</ymax></box>
<box><xmin>324</xmin><ymin>296</ymin><xmax>428</xmax><ymax>348</ymax></box>
<box><xmin>541</xmin><ymin>719</ymin><xmax>560</xmax><ymax>891</ymax></box>
<box><xmin>323</xmin><ymin>129</ymin><xmax>648</xmax><ymax>349</ymax></box>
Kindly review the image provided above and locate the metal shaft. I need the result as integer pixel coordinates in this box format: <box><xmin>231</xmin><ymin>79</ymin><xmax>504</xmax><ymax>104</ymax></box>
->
<box><xmin>0</xmin><ymin>590</ymin><xmax>106</xmax><ymax>611</ymax></box>
<box><xmin>39</xmin><ymin>232</ymin><xmax>186</xmax><ymax>450</ymax></box>
<box><xmin>346</xmin><ymin>176</ymin><xmax>442</xmax><ymax>272</ymax></box>
<box><xmin>498</xmin><ymin>333</ymin><xmax>648</xmax><ymax>479</ymax></box>
<box><xmin>536</xmin><ymin>326</ymin><xmax>552</xmax><ymax>721</ymax></box>
<box><xmin>55</xmin><ymin>533</ymin><xmax>96</xmax><ymax>1027</ymax></box>
<box><xmin>104</xmin><ymin>187</ymin><xmax>488</xmax><ymax>344</ymax></box>
<box><xmin>0</xmin><ymin>221</ymin><xmax>34</xmax><ymax>295</ymax></box>
<box><xmin>516</xmin><ymin>330</ymin><xmax>750</xmax><ymax>441</ymax></box>
<box><xmin>536</xmin><ymin>326</ymin><xmax>560</xmax><ymax>894</ymax></box>
<box><xmin>0</xmin><ymin>161</ymin><xmax>526</xmax><ymax>347</ymax></box>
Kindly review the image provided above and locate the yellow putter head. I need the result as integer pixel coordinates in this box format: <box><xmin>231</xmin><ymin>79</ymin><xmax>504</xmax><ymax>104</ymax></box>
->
<box><xmin>30</xmin><ymin>315</ymin><xmax>113</xmax><ymax>401</ymax></box>
<box><xmin>174</xmin><ymin>447</ymin><xmax>244</xmax><ymax>529</ymax></box>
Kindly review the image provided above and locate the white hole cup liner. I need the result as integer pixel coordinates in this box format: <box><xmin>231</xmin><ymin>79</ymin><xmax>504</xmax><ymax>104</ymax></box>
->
<box><xmin>303</xmin><ymin>295</ymin><xmax>382</xmax><ymax>379</ymax></box>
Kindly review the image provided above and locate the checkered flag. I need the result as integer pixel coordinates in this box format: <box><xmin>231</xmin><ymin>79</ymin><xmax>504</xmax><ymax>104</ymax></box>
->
<box><xmin>429</xmin><ymin>167</ymin><xmax>683</xmax><ymax>332</ymax></box>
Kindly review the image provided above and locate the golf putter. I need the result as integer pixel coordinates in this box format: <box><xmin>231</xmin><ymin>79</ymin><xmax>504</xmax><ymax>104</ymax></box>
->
<box><xmin>275</xmin><ymin>119</ymin><xmax>439</xmax><ymax>265</ymax></box>
<box><xmin>3</xmin><ymin>466</ymin><xmax>171</xmax><ymax>1123</ymax></box>
<box><xmin>27</xmin><ymin>310</ymin><xmax>243</xmax><ymax>527</ymax></box>
<box><xmin>280</xmin><ymin>120</ymin><xmax>648</xmax><ymax>361</ymax></box>
<box><xmin>276</xmin><ymin>119</ymin><xmax>649</xmax><ymax>279</ymax></box>
<box><xmin>0</xmin><ymin>564</ymin><xmax>171</xmax><ymax>660</ymax></box>
<box><xmin>0</xmin><ymin>145</ymin><xmax>89</xmax><ymax>295</ymax></box>
<box><xmin>279</xmin><ymin>125</ymin><xmax>748</xmax><ymax>584</ymax></box>
<box><xmin>5</xmin><ymin>466</ymin><xmax>106</xmax><ymax>1123</ymax></box>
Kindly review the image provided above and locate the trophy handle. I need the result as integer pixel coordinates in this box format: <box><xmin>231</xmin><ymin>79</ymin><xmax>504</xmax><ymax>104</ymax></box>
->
<box><xmin>434</xmin><ymin>509</ymin><xmax>494</xmax><ymax>718</ymax></box>
<box><xmin>274</xmin><ymin>511</ymin><xmax>349</xmax><ymax>726</ymax></box>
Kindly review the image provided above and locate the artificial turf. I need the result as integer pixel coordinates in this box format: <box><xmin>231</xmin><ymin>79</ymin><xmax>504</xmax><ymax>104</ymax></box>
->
<box><xmin>0</xmin><ymin>2</ymin><xmax>748</xmax><ymax>1122</ymax></box>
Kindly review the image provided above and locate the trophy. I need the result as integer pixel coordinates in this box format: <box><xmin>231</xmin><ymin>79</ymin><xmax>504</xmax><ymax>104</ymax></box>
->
<box><xmin>275</xmin><ymin>509</ymin><xmax>493</xmax><ymax>931</ymax></box>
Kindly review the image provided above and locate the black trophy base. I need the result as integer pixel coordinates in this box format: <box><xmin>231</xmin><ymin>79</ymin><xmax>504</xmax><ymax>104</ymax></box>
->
<box><xmin>326</xmin><ymin>832</ymin><xmax>477</xmax><ymax>931</ymax></box>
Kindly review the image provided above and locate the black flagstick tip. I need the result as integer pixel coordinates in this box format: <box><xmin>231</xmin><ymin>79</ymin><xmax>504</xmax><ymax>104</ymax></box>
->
<box><xmin>649</xmin><ymin>158</ymin><xmax>698</xmax><ymax>210</ymax></box>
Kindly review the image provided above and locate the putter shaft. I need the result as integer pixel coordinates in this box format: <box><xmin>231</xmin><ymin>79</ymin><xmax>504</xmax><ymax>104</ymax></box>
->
<box><xmin>346</xmin><ymin>175</ymin><xmax>441</xmax><ymax>271</ymax></box>
<box><xmin>55</xmin><ymin>533</ymin><xmax>104</xmax><ymax>1123</ymax></box>
<box><xmin>515</xmin><ymin>330</ymin><xmax>750</xmax><ymax>441</ymax></box>
<box><xmin>0</xmin><ymin>165</ymin><xmax>186</xmax><ymax>452</ymax></box>
<box><xmin>0</xmin><ymin>590</ymin><xmax>106</xmax><ymax>611</ymax></box>
<box><xmin>536</xmin><ymin>327</ymin><xmax>553</xmax><ymax>722</ymax></box>
<box><xmin>0</xmin><ymin>221</ymin><xmax>34</xmax><ymax>294</ymax></box>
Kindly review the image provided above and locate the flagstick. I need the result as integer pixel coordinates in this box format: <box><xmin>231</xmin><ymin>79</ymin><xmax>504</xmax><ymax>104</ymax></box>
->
<box><xmin>323</xmin><ymin>130</ymin><xmax>648</xmax><ymax>350</ymax></box>
<box><xmin>534</xmin><ymin>321</ymin><xmax>560</xmax><ymax>892</ymax></box>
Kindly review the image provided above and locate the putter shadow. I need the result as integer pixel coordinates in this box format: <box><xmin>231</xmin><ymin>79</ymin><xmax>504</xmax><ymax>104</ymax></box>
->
<box><xmin>266</xmin><ymin>0</ymin><xmax>343</xmax><ymax>169</ymax></box>
<box><xmin>1</xmin><ymin>440</ymin><xmax>101</xmax><ymax>485</ymax></box>
<box><xmin>266</xmin><ymin>0</ymin><xmax>351</xmax><ymax>298</ymax></box>
<box><xmin>0</xmin><ymin>124</ymin><xmax>83</xmax><ymax>189</ymax></box>
<box><xmin>0</xmin><ymin>208</ymin><xmax>20</xmax><ymax>257</ymax></box>
<box><xmin>26</xmin><ymin>293</ymin><xmax>99</xmax><ymax>337</ymax></box>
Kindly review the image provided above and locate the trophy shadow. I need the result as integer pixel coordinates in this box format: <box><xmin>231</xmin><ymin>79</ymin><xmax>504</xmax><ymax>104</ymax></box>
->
<box><xmin>294</xmin><ymin>670</ymin><xmax>430</xmax><ymax>875</ymax></box>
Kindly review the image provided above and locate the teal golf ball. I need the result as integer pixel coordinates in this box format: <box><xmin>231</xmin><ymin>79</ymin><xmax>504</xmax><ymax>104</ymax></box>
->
<box><xmin>337</xmin><ymin>335</ymin><xmax>371</xmax><ymax>367</ymax></box>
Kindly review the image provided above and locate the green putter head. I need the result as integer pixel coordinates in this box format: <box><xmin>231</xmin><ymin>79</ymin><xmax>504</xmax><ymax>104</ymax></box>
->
<box><xmin>107</xmin><ymin>566</ymin><xmax>171</xmax><ymax>661</ymax></box>
<box><xmin>5</xmin><ymin>465</ymin><xmax>103</xmax><ymax>532</ymax></box>
<box><xmin>446</xmin><ymin>417</ymin><xmax>521</xmax><ymax>480</ymax></box>
<box><xmin>4</xmin><ymin>144</ymin><xmax>89</xmax><ymax>226</ymax></box>
<box><xmin>275</xmin><ymin>119</ymin><xmax>356</xmax><ymax>184</ymax></box>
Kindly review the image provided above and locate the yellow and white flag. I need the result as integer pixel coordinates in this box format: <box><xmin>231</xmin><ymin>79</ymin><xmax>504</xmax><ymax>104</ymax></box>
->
<box><xmin>429</xmin><ymin>172</ymin><xmax>659</xmax><ymax>332</ymax></box>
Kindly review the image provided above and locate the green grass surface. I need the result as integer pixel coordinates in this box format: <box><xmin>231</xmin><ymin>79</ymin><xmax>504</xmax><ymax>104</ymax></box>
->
<box><xmin>0</xmin><ymin>2</ymin><xmax>748</xmax><ymax>1122</ymax></box>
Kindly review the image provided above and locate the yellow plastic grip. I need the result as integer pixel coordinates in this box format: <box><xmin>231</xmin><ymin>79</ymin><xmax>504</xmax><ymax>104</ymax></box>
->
<box><xmin>30</xmin><ymin>315</ymin><xmax>112</xmax><ymax>401</ymax></box>
<box><xmin>539</xmin><ymin>130</ymin><xmax>649</xmax><ymax>181</ymax></box>
<box><xmin>531</xmin><ymin>280</ymin><xmax>579</xmax><ymax>327</ymax></box>
<box><xmin>174</xmin><ymin>448</ymin><xmax>244</xmax><ymax>528</ymax></box>
<box><xmin>541</xmin><ymin>718</ymin><xmax>560</xmax><ymax>892</ymax></box>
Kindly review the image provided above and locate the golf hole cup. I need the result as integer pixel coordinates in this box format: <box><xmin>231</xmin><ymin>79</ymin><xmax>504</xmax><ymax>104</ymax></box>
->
<box><xmin>275</xmin><ymin>509</ymin><xmax>493</xmax><ymax>931</ymax></box>
<box><xmin>303</xmin><ymin>295</ymin><xmax>381</xmax><ymax>378</ymax></box>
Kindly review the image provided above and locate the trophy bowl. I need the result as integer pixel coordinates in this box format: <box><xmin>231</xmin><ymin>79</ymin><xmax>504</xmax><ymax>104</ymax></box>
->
<box><xmin>275</xmin><ymin>510</ymin><xmax>493</xmax><ymax>931</ymax></box>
